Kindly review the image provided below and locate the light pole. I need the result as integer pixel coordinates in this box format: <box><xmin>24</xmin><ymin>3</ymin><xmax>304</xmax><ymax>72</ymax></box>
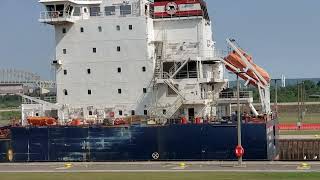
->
<box><xmin>235</xmin><ymin>72</ymin><xmax>245</xmax><ymax>166</ymax></box>
<box><xmin>236</xmin><ymin>73</ymin><xmax>242</xmax><ymax>165</ymax></box>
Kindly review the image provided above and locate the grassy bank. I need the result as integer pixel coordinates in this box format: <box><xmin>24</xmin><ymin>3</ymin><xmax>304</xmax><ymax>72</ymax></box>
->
<box><xmin>0</xmin><ymin>173</ymin><xmax>319</xmax><ymax>180</ymax></box>
<box><xmin>279</xmin><ymin>112</ymin><xmax>320</xmax><ymax>124</ymax></box>
<box><xmin>0</xmin><ymin>111</ymin><xmax>21</xmax><ymax>125</ymax></box>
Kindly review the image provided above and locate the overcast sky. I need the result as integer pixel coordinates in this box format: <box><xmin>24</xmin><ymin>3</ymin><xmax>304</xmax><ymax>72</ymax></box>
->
<box><xmin>0</xmin><ymin>0</ymin><xmax>319</xmax><ymax>80</ymax></box>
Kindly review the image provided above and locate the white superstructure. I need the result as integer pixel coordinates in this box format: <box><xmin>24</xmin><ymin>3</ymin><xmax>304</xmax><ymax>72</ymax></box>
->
<box><xmin>23</xmin><ymin>0</ymin><xmax>229</xmax><ymax>124</ymax></box>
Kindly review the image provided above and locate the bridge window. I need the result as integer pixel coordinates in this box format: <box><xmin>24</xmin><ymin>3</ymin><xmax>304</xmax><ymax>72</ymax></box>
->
<box><xmin>105</xmin><ymin>6</ymin><xmax>115</xmax><ymax>16</ymax></box>
<box><xmin>73</xmin><ymin>7</ymin><xmax>81</xmax><ymax>16</ymax></box>
<box><xmin>90</xmin><ymin>6</ymin><xmax>100</xmax><ymax>16</ymax></box>
<box><xmin>63</xmin><ymin>70</ymin><xmax>67</xmax><ymax>75</ymax></box>
<box><xmin>56</xmin><ymin>4</ymin><xmax>64</xmax><ymax>17</ymax></box>
<box><xmin>63</xmin><ymin>89</ymin><xmax>68</xmax><ymax>96</ymax></box>
<box><xmin>120</xmin><ymin>5</ymin><xmax>131</xmax><ymax>15</ymax></box>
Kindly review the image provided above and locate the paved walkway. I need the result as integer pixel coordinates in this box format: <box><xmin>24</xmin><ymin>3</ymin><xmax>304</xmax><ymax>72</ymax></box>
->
<box><xmin>0</xmin><ymin>161</ymin><xmax>319</xmax><ymax>173</ymax></box>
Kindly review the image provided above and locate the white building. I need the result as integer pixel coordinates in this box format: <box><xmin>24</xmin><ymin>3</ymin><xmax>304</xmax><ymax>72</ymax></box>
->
<box><xmin>26</xmin><ymin>0</ymin><xmax>228</xmax><ymax>123</ymax></box>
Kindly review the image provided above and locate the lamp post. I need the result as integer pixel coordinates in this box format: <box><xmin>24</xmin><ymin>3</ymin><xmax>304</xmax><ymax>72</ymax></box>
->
<box><xmin>235</xmin><ymin>72</ymin><xmax>245</xmax><ymax>166</ymax></box>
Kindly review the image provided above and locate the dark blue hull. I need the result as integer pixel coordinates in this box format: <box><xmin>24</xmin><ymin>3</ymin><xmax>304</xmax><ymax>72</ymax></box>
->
<box><xmin>0</xmin><ymin>121</ymin><xmax>278</xmax><ymax>162</ymax></box>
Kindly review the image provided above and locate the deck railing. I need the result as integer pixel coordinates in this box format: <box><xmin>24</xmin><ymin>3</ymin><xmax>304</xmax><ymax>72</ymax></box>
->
<box><xmin>40</xmin><ymin>11</ymin><xmax>72</xmax><ymax>20</ymax></box>
<box><xmin>219</xmin><ymin>91</ymin><xmax>253</xmax><ymax>99</ymax></box>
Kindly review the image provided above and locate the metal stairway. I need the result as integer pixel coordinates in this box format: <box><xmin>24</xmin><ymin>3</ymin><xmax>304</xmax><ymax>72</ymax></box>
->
<box><xmin>163</xmin><ymin>79</ymin><xmax>185</xmax><ymax>99</ymax></box>
<box><xmin>165</xmin><ymin>97</ymin><xmax>184</xmax><ymax>118</ymax></box>
<box><xmin>168</xmin><ymin>57</ymin><xmax>191</xmax><ymax>78</ymax></box>
<box><xmin>154</xmin><ymin>41</ymin><xmax>163</xmax><ymax>79</ymax></box>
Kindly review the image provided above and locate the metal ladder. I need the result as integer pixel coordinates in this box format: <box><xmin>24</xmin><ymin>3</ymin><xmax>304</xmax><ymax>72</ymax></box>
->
<box><xmin>165</xmin><ymin>97</ymin><xmax>184</xmax><ymax>119</ymax></box>
<box><xmin>168</xmin><ymin>58</ymin><xmax>191</xmax><ymax>78</ymax></box>
<box><xmin>154</xmin><ymin>41</ymin><xmax>163</xmax><ymax>79</ymax></box>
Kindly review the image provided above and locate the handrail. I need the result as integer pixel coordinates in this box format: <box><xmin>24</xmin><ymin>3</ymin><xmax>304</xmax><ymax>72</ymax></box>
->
<box><xmin>40</xmin><ymin>11</ymin><xmax>72</xmax><ymax>20</ymax></box>
<box><xmin>219</xmin><ymin>91</ymin><xmax>253</xmax><ymax>99</ymax></box>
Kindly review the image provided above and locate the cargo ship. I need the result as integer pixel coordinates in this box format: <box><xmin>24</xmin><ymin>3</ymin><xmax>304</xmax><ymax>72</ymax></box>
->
<box><xmin>0</xmin><ymin>0</ymin><xmax>278</xmax><ymax>162</ymax></box>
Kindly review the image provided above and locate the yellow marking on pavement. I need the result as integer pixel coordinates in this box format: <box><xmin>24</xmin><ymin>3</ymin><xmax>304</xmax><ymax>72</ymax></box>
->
<box><xmin>297</xmin><ymin>163</ymin><xmax>311</xmax><ymax>170</ymax></box>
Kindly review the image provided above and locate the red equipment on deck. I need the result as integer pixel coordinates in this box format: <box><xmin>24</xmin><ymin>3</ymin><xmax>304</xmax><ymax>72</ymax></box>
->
<box><xmin>27</xmin><ymin>117</ymin><xmax>57</xmax><ymax>126</ymax></box>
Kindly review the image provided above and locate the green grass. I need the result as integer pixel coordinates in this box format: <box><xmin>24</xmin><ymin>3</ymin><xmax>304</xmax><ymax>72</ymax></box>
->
<box><xmin>278</xmin><ymin>113</ymin><xmax>320</xmax><ymax>124</ymax></box>
<box><xmin>280</xmin><ymin>130</ymin><xmax>320</xmax><ymax>135</ymax></box>
<box><xmin>0</xmin><ymin>111</ymin><xmax>21</xmax><ymax>126</ymax></box>
<box><xmin>0</xmin><ymin>173</ymin><xmax>319</xmax><ymax>180</ymax></box>
<box><xmin>0</xmin><ymin>111</ymin><xmax>21</xmax><ymax>120</ymax></box>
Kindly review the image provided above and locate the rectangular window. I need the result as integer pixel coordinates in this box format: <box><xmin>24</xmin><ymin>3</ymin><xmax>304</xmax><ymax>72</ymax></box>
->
<box><xmin>73</xmin><ymin>7</ymin><xmax>81</xmax><ymax>16</ymax></box>
<box><xmin>120</xmin><ymin>5</ymin><xmax>131</xmax><ymax>15</ymax></box>
<box><xmin>105</xmin><ymin>6</ymin><xmax>116</xmax><ymax>16</ymax></box>
<box><xmin>119</xmin><ymin>110</ymin><xmax>123</xmax><ymax>116</ymax></box>
<box><xmin>98</xmin><ymin>26</ymin><xmax>102</xmax><ymax>32</ymax></box>
<box><xmin>63</xmin><ymin>49</ymin><xmax>67</xmax><ymax>54</ymax></box>
<box><xmin>116</xmin><ymin>25</ymin><xmax>120</xmax><ymax>31</ymax></box>
<box><xmin>142</xmin><ymin>66</ymin><xmax>146</xmax><ymax>72</ymax></box>
<box><xmin>80</xmin><ymin>27</ymin><xmax>84</xmax><ymax>33</ymax></box>
<box><xmin>56</xmin><ymin>4</ymin><xmax>64</xmax><ymax>16</ymax></box>
<box><xmin>117</xmin><ymin>67</ymin><xmax>121</xmax><ymax>73</ymax></box>
<box><xmin>117</xmin><ymin>46</ymin><xmax>121</xmax><ymax>52</ymax></box>
<box><xmin>131</xmin><ymin>110</ymin><xmax>135</xmax><ymax>116</ymax></box>
<box><xmin>63</xmin><ymin>69</ymin><xmax>67</xmax><ymax>75</ymax></box>
<box><xmin>87</xmin><ymin>69</ymin><xmax>91</xmax><ymax>74</ymax></box>
<box><xmin>129</xmin><ymin>25</ymin><xmax>133</xmax><ymax>30</ymax></box>
<box><xmin>93</xmin><ymin>48</ymin><xmax>96</xmax><ymax>53</ymax></box>
<box><xmin>118</xmin><ymin>89</ymin><xmax>122</xmax><ymax>94</ymax></box>
<box><xmin>144</xmin><ymin>110</ymin><xmax>148</xmax><ymax>116</ymax></box>
<box><xmin>163</xmin><ymin>109</ymin><xmax>167</xmax><ymax>115</ymax></box>
<box><xmin>62</xmin><ymin>28</ymin><xmax>66</xmax><ymax>34</ymax></box>
<box><xmin>88</xmin><ymin>89</ymin><xmax>92</xmax><ymax>95</ymax></box>
<box><xmin>143</xmin><ymin>88</ymin><xmax>147</xmax><ymax>93</ymax></box>
<box><xmin>63</xmin><ymin>89</ymin><xmax>68</xmax><ymax>96</ymax></box>
<box><xmin>90</xmin><ymin>6</ymin><xmax>101</xmax><ymax>16</ymax></box>
<box><xmin>89</xmin><ymin>111</ymin><xmax>93</xmax><ymax>116</ymax></box>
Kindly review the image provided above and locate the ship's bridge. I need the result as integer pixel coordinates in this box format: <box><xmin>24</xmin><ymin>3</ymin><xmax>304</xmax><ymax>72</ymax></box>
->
<box><xmin>39</xmin><ymin>0</ymin><xmax>102</xmax><ymax>25</ymax></box>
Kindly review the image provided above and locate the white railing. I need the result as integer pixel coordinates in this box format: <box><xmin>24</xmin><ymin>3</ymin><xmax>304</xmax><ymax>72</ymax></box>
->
<box><xmin>88</xmin><ymin>10</ymin><xmax>138</xmax><ymax>17</ymax></box>
<box><xmin>219</xmin><ymin>91</ymin><xmax>253</xmax><ymax>99</ymax></box>
<box><xmin>40</xmin><ymin>11</ymin><xmax>72</xmax><ymax>20</ymax></box>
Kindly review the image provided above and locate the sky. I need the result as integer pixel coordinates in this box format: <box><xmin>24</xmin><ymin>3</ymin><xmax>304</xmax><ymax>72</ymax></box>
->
<box><xmin>0</xmin><ymin>0</ymin><xmax>319</xmax><ymax>80</ymax></box>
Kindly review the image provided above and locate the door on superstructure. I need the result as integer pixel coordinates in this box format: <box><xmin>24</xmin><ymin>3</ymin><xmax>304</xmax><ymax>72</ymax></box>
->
<box><xmin>188</xmin><ymin>108</ymin><xmax>195</xmax><ymax>123</ymax></box>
